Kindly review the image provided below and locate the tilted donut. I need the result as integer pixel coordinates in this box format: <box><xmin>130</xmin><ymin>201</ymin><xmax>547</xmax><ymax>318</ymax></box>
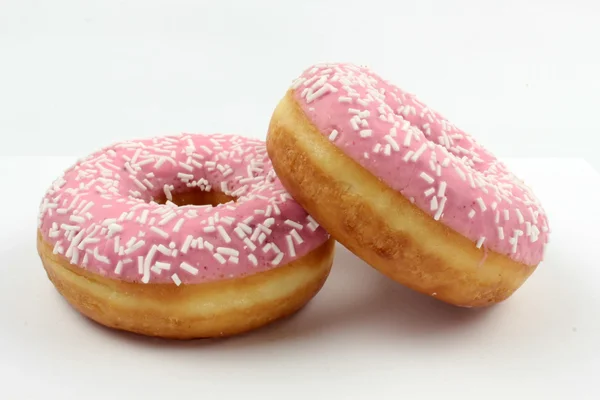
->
<box><xmin>267</xmin><ymin>62</ymin><xmax>550</xmax><ymax>307</ymax></box>
<box><xmin>37</xmin><ymin>134</ymin><xmax>334</xmax><ymax>338</ymax></box>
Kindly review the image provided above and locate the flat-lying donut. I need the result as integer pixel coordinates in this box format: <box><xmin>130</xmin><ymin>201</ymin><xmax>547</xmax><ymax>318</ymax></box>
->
<box><xmin>267</xmin><ymin>62</ymin><xmax>549</xmax><ymax>307</ymax></box>
<box><xmin>37</xmin><ymin>133</ymin><xmax>334</xmax><ymax>338</ymax></box>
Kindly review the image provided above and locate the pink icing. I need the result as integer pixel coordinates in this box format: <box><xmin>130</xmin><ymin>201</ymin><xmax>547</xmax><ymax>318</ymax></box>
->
<box><xmin>38</xmin><ymin>134</ymin><xmax>329</xmax><ymax>285</ymax></box>
<box><xmin>291</xmin><ymin>63</ymin><xmax>549</xmax><ymax>266</ymax></box>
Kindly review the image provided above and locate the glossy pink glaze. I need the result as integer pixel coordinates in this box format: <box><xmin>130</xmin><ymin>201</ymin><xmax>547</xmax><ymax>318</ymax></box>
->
<box><xmin>291</xmin><ymin>63</ymin><xmax>549</xmax><ymax>266</ymax></box>
<box><xmin>38</xmin><ymin>134</ymin><xmax>329</xmax><ymax>285</ymax></box>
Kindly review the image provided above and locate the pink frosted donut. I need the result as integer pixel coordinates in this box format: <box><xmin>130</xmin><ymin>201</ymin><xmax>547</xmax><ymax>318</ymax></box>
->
<box><xmin>267</xmin><ymin>62</ymin><xmax>550</xmax><ymax>307</ymax></box>
<box><xmin>37</xmin><ymin>133</ymin><xmax>334</xmax><ymax>338</ymax></box>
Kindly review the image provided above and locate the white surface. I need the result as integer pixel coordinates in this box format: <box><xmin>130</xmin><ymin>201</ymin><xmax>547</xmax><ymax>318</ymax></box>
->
<box><xmin>1</xmin><ymin>0</ymin><xmax>600</xmax><ymax>169</ymax></box>
<box><xmin>0</xmin><ymin>156</ymin><xmax>599</xmax><ymax>399</ymax></box>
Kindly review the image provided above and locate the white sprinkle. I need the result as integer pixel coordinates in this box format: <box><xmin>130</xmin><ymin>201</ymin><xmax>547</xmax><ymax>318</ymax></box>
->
<box><xmin>243</xmin><ymin>237</ymin><xmax>256</xmax><ymax>251</ymax></box>
<box><xmin>158</xmin><ymin>211</ymin><xmax>177</xmax><ymax>226</ymax></box>
<box><xmin>220</xmin><ymin>181</ymin><xmax>228</xmax><ymax>193</ymax></box>
<box><xmin>262</xmin><ymin>243</ymin><xmax>273</xmax><ymax>253</ymax></box>
<box><xmin>180</xmin><ymin>262</ymin><xmax>198</xmax><ymax>275</ymax></box>
<box><xmin>420</xmin><ymin>172</ymin><xmax>435</xmax><ymax>184</ymax></box>
<box><xmin>290</xmin><ymin>229</ymin><xmax>303</xmax><ymax>245</ymax></box>
<box><xmin>306</xmin><ymin>83</ymin><xmax>337</xmax><ymax>103</ymax></box>
<box><xmin>437</xmin><ymin>182</ymin><xmax>447</xmax><ymax>197</ymax></box>
<box><xmin>383</xmin><ymin>144</ymin><xmax>391</xmax><ymax>156</ymax></box>
<box><xmin>453</xmin><ymin>165</ymin><xmax>467</xmax><ymax>181</ymax></box>
<box><xmin>132</xmin><ymin>177</ymin><xmax>147</xmax><ymax>191</ymax></box>
<box><xmin>173</xmin><ymin>218</ymin><xmax>185</xmax><ymax>232</ymax></box>
<box><xmin>114</xmin><ymin>261</ymin><xmax>124</xmax><ymax>275</ymax></box>
<box><xmin>411</xmin><ymin>144</ymin><xmax>427</xmax><ymax>162</ymax></box>
<box><xmin>181</xmin><ymin>235</ymin><xmax>194</xmax><ymax>254</ymax></box>
<box><xmin>191</xmin><ymin>160</ymin><xmax>203</xmax><ymax>169</ymax></box>
<box><xmin>203</xmin><ymin>226</ymin><xmax>216</xmax><ymax>233</ymax></box>
<box><xmin>139</xmin><ymin>209</ymin><xmax>149</xmax><ymax>224</ymax></box>
<box><xmin>373</xmin><ymin>143</ymin><xmax>382</xmax><ymax>153</ymax></box>
<box><xmin>468</xmin><ymin>209</ymin><xmax>476</xmax><ymax>219</ymax></box>
<box><xmin>511</xmin><ymin>236</ymin><xmax>519</xmax><ymax>254</ymax></box>
<box><xmin>402</xmin><ymin>151</ymin><xmax>414</xmax><ymax>162</ymax></box>
<box><xmin>250</xmin><ymin>227</ymin><xmax>261</xmax><ymax>242</ymax></box>
<box><xmin>515</xmin><ymin>208</ymin><xmax>525</xmax><ymax>224</ymax></box>
<box><xmin>338</xmin><ymin>96</ymin><xmax>352</xmax><ymax>103</ymax></box>
<box><xmin>163</xmin><ymin>185</ymin><xmax>173</xmax><ymax>201</ymax></box>
<box><xmin>306</xmin><ymin>215</ymin><xmax>319</xmax><ymax>231</ymax></box>
<box><xmin>271</xmin><ymin>252</ymin><xmax>284</xmax><ymax>265</ymax></box>
<box><xmin>263</xmin><ymin>217</ymin><xmax>275</xmax><ymax>227</ymax></box>
<box><xmin>60</xmin><ymin>223</ymin><xmax>80</xmax><ymax>231</ymax></box>
<box><xmin>237</xmin><ymin>222</ymin><xmax>253</xmax><ymax>234</ymax></box>
<box><xmin>142</xmin><ymin>179</ymin><xmax>154</xmax><ymax>189</ymax></box>
<box><xmin>200</xmin><ymin>145</ymin><xmax>213</xmax><ymax>155</ymax></box>
<box><xmin>258</xmin><ymin>232</ymin><xmax>267</xmax><ymax>244</ymax></box>
<box><xmin>217</xmin><ymin>247</ymin><xmax>239</xmax><ymax>257</ymax></box>
<box><xmin>384</xmin><ymin>135</ymin><xmax>400</xmax><ymax>151</ymax></box>
<box><xmin>434</xmin><ymin>197</ymin><xmax>446</xmax><ymax>220</ymax></box>
<box><xmin>154</xmin><ymin>261</ymin><xmax>171</xmax><ymax>270</ymax></box>
<box><xmin>142</xmin><ymin>245</ymin><xmax>158</xmax><ymax>282</ymax></box>
<box><xmin>234</xmin><ymin>227</ymin><xmax>246</xmax><ymax>239</ymax></box>
<box><xmin>150</xmin><ymin>226</ymin><xmax>169</xmax><ymax>239</ymax></box>
<box><xmin>258</xmin><ymin>224</ymin><xmax>272</xmax><ymax>234</ymax></box>
<box><xmin>171</xmin><ymin>273</ymin><xmax>182</xmax><ymax>286</ymax></box>
<box><xmin>69</xmin><ymin>215</ymin><xmax>85</xmax><ymax>224</ymax></box>
<box><xmin>108</xmin><ymin>223</ymin><xmax>123</xmax><ymax>235</ymax></box>
<box><xmin>403</xmin><ymin>130</ymin><xmax>413</xmax><ymax>147</ymax></box>
<box><xmin>213</xmin><ymin>253</ymin><xmax>226</xmax><ymax>264</ymax></box>
<box><xmin>124</xmin><ymin>239</ymin><xmax>145</xmax><ymax>255</ymax></box>
<box><xmin>137</xmin><ymin>256</ymin><xmax>144</xmax><ymax>274</ymax></box>
<box><xmin>284</xmin><ymin>220</ymin><xmax>303</xmax><ymax>230</ymax></box>
<box><xmin>476</xmin><ymin>237</ymin><xmax>486</xmax><ymax>249</ymax></box>
<box><xmin>498</xmin><ymin>227</ymin><xmax>505</xmax><ymax>240</ymax></box>
<box><xmin>52</xmin><ymin>240</ymin><xmax>63</xmax><ymax>255</ymax></box>
<box><xmin>467</xmin><ymin>173</ymin><xmax>476</xmax><ymax>189</ymax></box>
<box><xmin>217</xmin><ymin>226</ymin><xmax>231</xmax><ymax>243</ymax></box>
<box><xmin>286</xmin><ymin>235</ymin><xmax>296</xmax><ymax>257</ymax></box>
<box><xmin>177</xmin><ymin>172</ymin><xmax>194</xmax><ymax>181</ymax></box>
<box><xmin>157</xmin><ymin>244</ymin><xmax>171</xmax><ymax>256</ymax></box>
<box><xmin>178</xmin><ymin>162</ymin><xmax>193</xmax><ymax>172</ymax></box>
<box><xmin>329</xmin><ymin>130</ymin><xmax>339</xmax><ymax>141</ymax></box>
<box><xmin>476</xmin><ymin>197</ymin><xmax>487</xmax><ymax>212</ymax></box>
<box><xmin>430</xmin><ymin>196</ymin><xmax>439</xmax><ymax>211</ymax></box>
<box><xmin>80</xmin><ymin>201</ymin><xmax>94</xmax><ymax>215</ymax></box>
<box><xmin>359</xmin><ymin>129</ymin><xmax>372</xmax><ymax>138</ymax></box>
<box><xmin>221</xmin><ymin>216</ymin><xmax>235</xmax><ymax>225</ymax></box>
<box><xmin>93</xmin><ymin>247</ymin><xmax>110</xmax><ymax>264</ymax></box>
<box><xmin>248</xmin><ymin>254</ymin><xmax>258</xmax><ymax>266</ymax></box>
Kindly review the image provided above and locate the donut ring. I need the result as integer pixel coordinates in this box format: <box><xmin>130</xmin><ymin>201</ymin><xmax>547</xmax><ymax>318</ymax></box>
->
<box><xmin>37</xmin><ymin>134</ymin><xmax>333</xmax><ymax>338</ymax></box>
<box><xmin>267</xmin><ymin>63</ymin><xmax>549</xmax><ymax>307</ymax></box>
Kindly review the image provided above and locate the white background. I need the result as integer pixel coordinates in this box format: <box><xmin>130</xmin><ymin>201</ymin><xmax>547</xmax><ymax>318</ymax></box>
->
<box><xmin>1</xmin><ymin>157</ymin><xmax>599</xmax><ymax>399</ymax></box>
<box><xmin>1</xmin><ymin>0</ymin><xmax>599</xmax><ymax>168</ymax></box>
<box><xmin>1</xmin><ymin>1</ymin><xmax>600</xmax><ymax>399</ymax></box>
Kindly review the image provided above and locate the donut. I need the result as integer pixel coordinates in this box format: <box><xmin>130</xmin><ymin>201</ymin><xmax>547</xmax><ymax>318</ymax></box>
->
<box><xmin>267</xmin><ymin>62</ymin><xmax>549</xmax><ymax>307</ymax></box>
<box><xmin>37</xmin><ymin>133</ymin><xmax>334</xmax><ymax>339</ymax></box>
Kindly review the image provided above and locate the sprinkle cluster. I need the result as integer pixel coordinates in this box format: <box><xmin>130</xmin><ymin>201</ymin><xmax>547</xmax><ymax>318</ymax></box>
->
<box><xmin>291</xmin><ymin>63</ymin><xmax>549</xmax><ymax>265</ymax></box>
<box><xmin>38</xmin><ymin>134</ymin><xmax>328</xmax><ymax>285</ymax></box>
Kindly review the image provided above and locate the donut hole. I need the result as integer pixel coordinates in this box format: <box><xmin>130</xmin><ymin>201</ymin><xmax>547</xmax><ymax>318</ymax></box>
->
<box><xmin>153</xmin><ymin>189</ymin><xmax>236</xmax><ymax>207</ymax></box>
